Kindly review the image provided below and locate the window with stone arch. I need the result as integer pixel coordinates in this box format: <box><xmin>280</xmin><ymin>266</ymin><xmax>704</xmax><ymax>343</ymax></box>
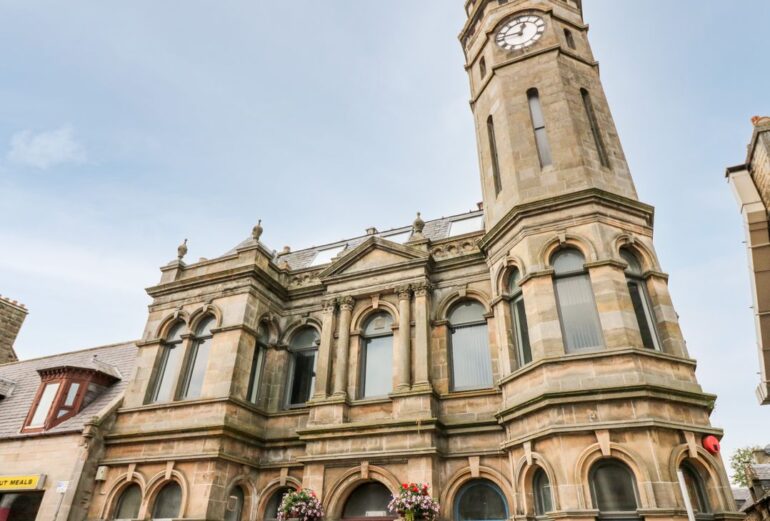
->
<box><xmin>454</xmin><ymin>479</ymin><xmax>509</xmax><ymax>521</ymax></box>
<box><xmin>286</xmin><ymin>327</ymin><xmax>320</xmax><ymax>407</ymax></box>
<box><xmin>224</xmin><ymin>485</ymin><xmax>246</xmax><ymax>521</ymax></box>
<box><xmin>532</xmin><ymin>467</ymin><xmax>553</xmax><ymax>516</ymax></box>
<box><xmin>342</xmin><ymin>482</ymin><xmax>395</xmax><ymax>520</ymax></box>
<box><xmin>589</xmin><ymin>459</ymin><xmax>640</xmax><ymax>520</ymax></box>
<box><xmin>264</xmin><ymin>486</ymin><xmax>295</xmax><ymax>521</ymax></box>
<box><xmin>151</xmin><ymin>321</ymin><xmax>187</xmax><ymax>403</ymax></box>
<box><xmin>620</xmin><ymin>248</ymin><xmax>660</xmax><ymax>351</ymax></box>
<box><xmin>508</xmin><ymin>268</ymin><xmax>532</xmax><ymax>367</ymax></box>
<box><xmin>551</xmin><ymin>248</ymin><xmax>604</xmax><ymax>353</ymax></box>
<box><xmin>180</xmin><ymin>315</ymin><xmax>215</xmax><ymax>400</ymax></box>
<box><xmin>112</xmin><ymin>483</ymin><xmax>142</xmax><ymax>520</ymax></box>
<box><xmin>527</xmin><ymin>88</ymin><xmax>553</xmax><ymax>168</ymax></box>
<box><xmin>151</xmin><ymin>481</ymin><xmax>183</xmax><ymax>520</ymax></box>
<box><xmin>678</xmin><ymin>461</ymin><xmax>711</xmax><ymax>516</ymax></box>
<box><xmin>447</xmin><ymin>300</ymin><xmax>493</xmax><ymax>391</ymax></box>
<box><xmin>360</xmin><ymin>312</ymin><xmax>394</xmax><ymax>399</ymax></box>
<box><xmin>247</xmin><ymin>321</ymin><xmax>269</xmax><ymax>404</ymax></box>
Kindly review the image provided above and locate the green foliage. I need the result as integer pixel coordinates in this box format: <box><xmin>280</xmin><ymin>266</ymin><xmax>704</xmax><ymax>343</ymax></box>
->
<box><xmin>730</xmin><ymin>446</ymin><xmax>761</xmax><ymax>487</ymax></box>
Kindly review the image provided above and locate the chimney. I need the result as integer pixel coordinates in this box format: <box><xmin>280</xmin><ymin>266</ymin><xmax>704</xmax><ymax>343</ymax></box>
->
<box><xmin>0</xmin><ymin>295</ymin><xmax>27</xmax><ymax>364</ymax></box>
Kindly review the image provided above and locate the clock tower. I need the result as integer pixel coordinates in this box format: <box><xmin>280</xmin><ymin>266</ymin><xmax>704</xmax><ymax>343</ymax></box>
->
<box><xmin>461</xmin><ymin>0</ymin><xmax>637</xmax><ymax>230</ymax></box>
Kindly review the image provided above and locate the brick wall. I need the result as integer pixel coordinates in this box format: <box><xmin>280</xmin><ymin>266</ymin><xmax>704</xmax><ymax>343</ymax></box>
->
<box><xmin>0</xmin><ymin>295</ymin><xmax>27</xmax><ymax>364</ymax></box>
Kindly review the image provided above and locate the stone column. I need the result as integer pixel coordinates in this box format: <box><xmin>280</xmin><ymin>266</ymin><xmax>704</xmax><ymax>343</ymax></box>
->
<box><xmin>333</xmin><ymin>296</ymin><xmax>354</xmax><ymax>398</ymax></box>
<box><xmin>396</xmin><ymin>286</ymin><xmax>412</xmax><ymax>391</ymax></box>
<box><xmin>313</xmin><ymin>299</ymin><xmax>336</xmax><ymax>400</ymax></box>
<box><xmin>413</xmin><ymin>283</ymin><xmax>432</xmax><ymax>391</ymax></box>
<box><xmin>587</xmin><ymin>263</ymin><xmax>641</xmax><ymax>350</ymax></box>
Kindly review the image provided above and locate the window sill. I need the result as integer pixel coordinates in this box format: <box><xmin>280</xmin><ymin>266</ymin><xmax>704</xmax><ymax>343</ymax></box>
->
<box><xmin>351</xmin><ymin>396</ymin><xmax>392</xmax><ymax>406</ymax></box>
<box><xmin>439</xmin><ymin>387</ymin><xmax>501</xmax><ymax>400</ymax></box>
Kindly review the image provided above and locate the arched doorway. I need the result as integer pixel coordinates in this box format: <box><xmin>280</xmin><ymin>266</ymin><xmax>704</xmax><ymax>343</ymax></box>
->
<box><xmin>342</xmin><ymin>482</ymin><xmax>395</xmax><ymax>521</ymax></box>
<box><xmin>454</xmin><ymin>479</ymin><xmax>509</xmax><ymax>521</ymax></box>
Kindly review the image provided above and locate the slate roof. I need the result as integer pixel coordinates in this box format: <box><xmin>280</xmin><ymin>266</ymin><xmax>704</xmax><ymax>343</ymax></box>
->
<box><xmin>733</xmin><ymin>487</ymin><xmax>752</xmax><ymax>510</ymax></box>
<box><xmin>752</xmin><ymin>463</ymin><xmax>770</xmax><ymax>480</ymax></box>
<box><xmin>0</xmin><ymin>341</ymin><xmax>137</xmax><ymax>437</ymax></box>
<box><xmin>227</xmin><ymin>208</ymin><xmax>485</xmax><ymax>271</ymax></box>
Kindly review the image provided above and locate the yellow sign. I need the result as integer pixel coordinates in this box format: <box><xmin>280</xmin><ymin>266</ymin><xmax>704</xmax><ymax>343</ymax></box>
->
<box><xmin>0</xmin><ymin>474</ymin><xmax>45</xmax><ymax>491</ymax></box>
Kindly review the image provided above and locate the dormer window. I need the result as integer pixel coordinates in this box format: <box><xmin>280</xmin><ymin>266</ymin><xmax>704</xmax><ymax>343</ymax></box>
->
<box><xmin>22</xmin><ymin>364</ymin><xmax>119</xmax><ymax>432</ymax></box>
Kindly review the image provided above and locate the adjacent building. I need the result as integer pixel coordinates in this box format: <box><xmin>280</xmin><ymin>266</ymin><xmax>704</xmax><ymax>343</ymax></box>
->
<box><xmin>726</xmin><ymin>116</ymin><xmax>770</xmax><ymax>405</ymax></box>
<box><xmin>78</xmin><ymin>1</ymin><xmax>739</xmax><ymax>521</ymax></box>
<box><xmin>0</xmin><ymin>295</ymin><xmax>27</xmax><ymax>365</ymax></box>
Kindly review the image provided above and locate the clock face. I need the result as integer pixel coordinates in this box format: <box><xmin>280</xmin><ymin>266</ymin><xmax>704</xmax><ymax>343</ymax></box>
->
<box><xmin>496</xmin><ymin>15</ymin><xmax>546</xmax><ymax>51</ymax></box>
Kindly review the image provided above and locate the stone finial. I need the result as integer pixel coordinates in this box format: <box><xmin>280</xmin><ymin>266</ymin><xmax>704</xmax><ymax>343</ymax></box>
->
<box><xmin>252</xmin><ymin>219</ymin><xmax>263</xmax><ymax>241</ymax></box>
<box><xmin>366</xmin><ymin>227</ymin><xmax>378</xmax><ymax>236</ymax></box>
<box><xmin>177</xmin><ymin>239</ymin><xmax>188</xmax><ymax>261</ymax></box>
<box><xmin>282</xmin><ymin>246</ymin><xmax>291</xmax><ymax>254</ymax></box>
<box><xmin>752</xmin><ymin>116</ymin><xmax>770</xmax><ymax>127</ymax></box>
<box><xmin>410</xmin><ymin>212</ymin><xmax>426</xmax><ymax>241</ymax></box>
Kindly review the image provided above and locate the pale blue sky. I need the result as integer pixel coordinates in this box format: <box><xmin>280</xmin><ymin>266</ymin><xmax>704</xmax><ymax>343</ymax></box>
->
<box><xmin>1</xmin><ymin>1</ymin><xmax>768</xmax><ymax>472</ymax></box>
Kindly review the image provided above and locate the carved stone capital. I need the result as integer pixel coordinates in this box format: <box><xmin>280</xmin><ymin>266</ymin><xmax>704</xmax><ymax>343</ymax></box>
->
<box><xmin>396</xmin><ymin>285</ymin><xmax>412</xmax><ymax>301</ymax></box>
<box><xmin>337</xmin><ymin>296</ymin><xmax>355</xmax><ymax>311</ymax></box>
<box><xmin>322</xmin><ymin>299</ymin><xmax>337</xmax><ymax>313</ymax></box>
<box><xmin>413</xmin><ymin>283</ymin><xmax>433</xmax><ymax>298</ymax></box>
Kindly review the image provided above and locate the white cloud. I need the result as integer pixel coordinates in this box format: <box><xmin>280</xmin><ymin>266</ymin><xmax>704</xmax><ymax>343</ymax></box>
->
<box><xmin>7</xmin><ymin>126</ymin><xmax>87</xmax><ymax>169</ymax></box>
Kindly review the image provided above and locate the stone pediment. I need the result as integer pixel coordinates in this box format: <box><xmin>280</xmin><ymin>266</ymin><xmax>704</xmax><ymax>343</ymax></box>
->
<box><xmin>318</xmin><ymin>237</ymin><xmax>429</xmax><ymax>279</ymax></box>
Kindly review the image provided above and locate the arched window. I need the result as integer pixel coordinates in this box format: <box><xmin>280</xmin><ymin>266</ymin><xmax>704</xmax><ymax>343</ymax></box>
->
<box><xmin>113</xmin><ymin>483</ymin><xmax>141</xmax><ymax>520</ymax></box>
<box><xmin>287</xmin><ymin>327</ymin><xmax>319</xmax><ymax>406</ymax></box>
<box><xmin>487</xmin><ymin>115</ymin><xmax>502</xmax><ymax>196</ymax></box>
<box><xmin>152</xmin><ymin>321</ymin><xmax>187</xmax><ymax>403</ymax></box>
<box><xmin>620</xmin><ymin>249</ymin><xmax>660</xmax><ymax>350</ymax></box>
<box><xmin>152</xmin><ymin>481</ymin><xmax>182</xmax><ymax>520</ymax></box>
<box><xmin>533</xmin><ymin>468</ymin><xmax>553</xmax><ymax>516</ymax></box>
<box><xmin>479</xmin><ymin>56</ymin><xmax>487</xmax><ymax>79</ymax></box>
<box><xmin>564</xmin><ymin>28</ymin><xmax>576</xmax><ymax>49</ymax></box>
<box><xmin>264</xmin><ymin>487</ymin><xmax>293</xmax><ymax>521</ymax></box>
<box><xmin>342</xmin><ymin>482</ymin><xmax>395</xmax><ymax>520</ymax></box>
<box><xmin>589</xmin><ymin>460</ymin><xmax>639</xmax><ymax>518</ymax></box>
<box><xmin>360</xmin><ymin>312</ymin><xmax>394</xmax><ymax>398</ymax></box>
<box><xmin>527</xmin><ymin>88</ymin><xmax>553</xmax><ymax>168</ymax></box>
<box><xmin>679</xmin><ymin>462</ymin><xmax>711</xmax><ymax>514</ymax></box>
<box><xmin>552</xmin><ymin>249</ymin><xmax>604</xmax><ymax>353</ymax></box>
<box><xmin>224</xmin><ymin>486</ymin><xmax>245</xmax><ymax>521</ymax></box>
<box><xmin>248</xmin><ymin>323</ymin><xmax>269</xmax><ymax>404</ymax></box>
<box><xmin>448</xmin><ymin>301</ymin><xmax>493</xmax><ymax>391</ymax></box>
<box><xmin>181</xmin><ymin>316</ymin><xmax>215</xmax><ymax>399</ymax></box>
<box><xmin>455</xmin><ymin>479</ymin><xmax>509</xmax><ymax>521</ymax></box>
<box><xmin>509</xmin><ymin>269</ymin><xmax>532</xmax><ymax>366</ymax></box>
<box><xmin>581</xmin><ymin>88</ymin><xmax>609</xmax><ymax>168</ymax></box>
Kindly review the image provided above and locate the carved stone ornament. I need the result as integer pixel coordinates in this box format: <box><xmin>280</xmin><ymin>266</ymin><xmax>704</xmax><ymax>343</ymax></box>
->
<box><xmin>410</xmin><ymin>211</ymin><xmax>426</xmax><ymax>240</ymax></box>
<box><xmin>322</xmin><ymin>299</ymin><xmax>337</xmax><ymax>313</ymax></box>
<box><xmin>397</xmin><ymin>285</ymin><xmax>412</xmax><ymax>300</ymax></box>
<box><xmin>177</xmin><ymin>238</ymin><xmax>188</xmax><ymax>260</ymax></box>
<box><xmin>337</xmin><ymin>296</ymin><xmax>355</xmax><ymax>310</ymax></box>
<box><xmin>752</xmin><ymin>115</ymin><xmax>770</xmax><ymax>127</ymax></box>
<box><xmin>252</xmin><ymin>219</ymin><xmax>264</xmax><ymax>241</ymax></box>
<box><xmin>413</xmin><ymin>283</ymin><xmax>432</xmax><ymax>297</ymax></box>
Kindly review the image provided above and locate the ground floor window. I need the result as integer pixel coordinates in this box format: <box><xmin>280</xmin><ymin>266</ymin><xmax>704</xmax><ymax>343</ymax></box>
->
<box><xmin>265</xmin><ymin>487</ymin><xmax>294</xmax><ymax>521</ymax></box>
<box><xmin>454</xmin><ymin>479</ymin><xmax>509</xmax><ymax>521</ymax></box>
<box><xmin>225</xmin><ymin>486</ymin><xmax>246</xmax><ymax>521</ymax></box>
<box><xmin>152</xmin><ymin>481</ymin><xmax>182</xmax><ymax>519</ymax></box>
<box><xmin>343</xmin><ymin>482</ymin><xmax>395</xmax><ymax>520</ymax></box>
<box><xmin>0</xmin><ymin>492</ymin><xmax>44</xmax><ymax>521</ymax></box>
<box><xmin>113</xmin><ymin>484</ymin><xmax>142</xmax><ymax>520</ymax></box>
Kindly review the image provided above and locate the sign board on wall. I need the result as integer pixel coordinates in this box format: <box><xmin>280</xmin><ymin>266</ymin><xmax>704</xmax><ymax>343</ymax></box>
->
<box><xmin>0</xmin><ymin>475</ymin><xmax>46</xmax><ymax>491</ymax></box>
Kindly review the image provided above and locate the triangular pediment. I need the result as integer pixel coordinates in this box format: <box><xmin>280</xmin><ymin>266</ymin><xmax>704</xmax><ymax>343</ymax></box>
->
<box><xmin>318</xmin><ymin>237</ymin><xmax>429</xmax><ymax>279</ymax></box>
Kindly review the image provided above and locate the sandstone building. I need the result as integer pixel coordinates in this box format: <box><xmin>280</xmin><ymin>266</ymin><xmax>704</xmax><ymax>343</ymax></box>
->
<box><xmin>0</xmin><ymin>295</ymin><xmax>27</xmax><ymax>365</ymax></box>
<box><xmin>72</xmin><ymin>1</ymin><xmax>742</xmax><ymax>520</ymax></box>
<box><xmin>726</xmin><ymin>116</ymin><xmax>770</xmax><ymax>405</ymax></box>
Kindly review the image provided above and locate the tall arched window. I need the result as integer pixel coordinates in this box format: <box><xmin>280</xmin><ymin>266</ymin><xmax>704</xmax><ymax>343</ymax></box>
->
<box><xmin>527</xmin><ymin>88</ymin><xmax>553</xmax><ymax>168</ymax></box>
<box><xmin>487</xmin><ymin>115</ymin><xmax>503</xmax><ymax>196</ymax></box>
<box><xmin>620</xmin><ymin>249</ymin><xmax>660</xmax><ymax>350</ymax></box>
<box><xmin>181</xmin><ymin>316</ymin><xmax>215</xmax><ymax>399</ymax></box>
<box><xmin>342</xmin><ymin>482</ymin><xmax>395</xmax><ymax>520</ymax></box>
<box><xmin>287</xmin><ymin>327</ymin><xmax>319</xmax><ymax>406</ymax></box>
<box><xmin>448</xmin><ymin>301</ymin><xmax>493</xmax><ymax>391</ymax></box>
<box><xmin>678</xmin><ymin>462</ymin><xmax>711</xmax><ymax>514</ymax></box>
<box><xmin>533</xmin><ymin>468</ymin><xmax>553</xmax><ymax>516</ymax></box>
<box><xmin>509</xmin><ymin>269</ymin><xmax>532</xmax><ymax>366</ymax></box>
<box><xmin>581</xmin><ymin>88</ymin><xmax>609</xmax><ymax>168</ymax></box>
<box><xmin>589</xmin><ymin>460</ymin><xmax>639</xmax><ymax>519</ymax></box>
<box><xmin>152</xmin><ymin>322</ymin><xmax>187</xmax><ymax>403</ymax></box>
<box><xmin>264</xmin><ymin>487</ymin><xmax>293</xmax><ymax>521</ymax></box>
<box><xmin>112</xmin><ymin>483</ymin><xmax>141</xmax><ymax>520</ymax></box>
<box><xmin>248</xmin><ymin>323</ymin><xmax>269</xmax><ymax>404</ymax></box>
<box><xmin>479</xmin><ymin>56</ymin><xmax>487</xmax><ymax>79</ymax></box>
<box><xmin>152</xmin><ymin>481</ymin><xmax>182</xmax><ymax>520</ymax></box>
<box><xmin>360</xmin><ymin>312</ymin><xmax>394</xmax><ymax>398</ymax></box>
<box><xmin>224</xmin><ymin>486</ymin><xmax>245</xmax><ymax>521</ymax></box>
<box><xmin>552</xmin><ymin>249</ymin><xmax>604</xmax><ymax>353</ymax></box>
<box><xmin>564</xmin><ymin>28</ymin><xmax>576</xmax><ymax>49</ymax></box>
<box><xmin>455</xmin><ymin>479</ymin><xmax>509</xmax><ymax>521</ymax></box>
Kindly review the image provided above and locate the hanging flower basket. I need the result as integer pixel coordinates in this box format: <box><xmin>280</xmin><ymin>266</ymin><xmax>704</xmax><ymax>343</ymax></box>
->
<box><xmin>277</xmin><ymin>488</ymin><xmax>324</xmax><ymax>521</ymax></box>
<box><xmin>388</xmin><ymin>482</ymin><xmax>440</xmax><ymax>521</ymax></box>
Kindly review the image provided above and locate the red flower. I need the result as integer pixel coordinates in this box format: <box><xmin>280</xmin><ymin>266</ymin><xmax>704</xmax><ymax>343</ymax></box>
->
<box><xmin>402</xmin><ymin>483</ymin><xmax>408</xmax><ymax>489</ymax></box>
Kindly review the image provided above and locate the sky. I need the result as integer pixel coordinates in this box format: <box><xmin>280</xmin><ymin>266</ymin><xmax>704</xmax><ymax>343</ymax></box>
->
<box><xmin>1</xmin><ymin>0</ymin><xmax>768</xmax><ymax>477</ymax></box>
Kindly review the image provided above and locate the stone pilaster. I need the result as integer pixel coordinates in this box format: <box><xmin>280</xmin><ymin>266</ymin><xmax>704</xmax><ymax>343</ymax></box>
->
<box><xmin>412</xmin><ymin>283</ymin><xmax>432</xmax><ymax>391</ymax></box>
<box><xmin>521</xmin><ymin>272</ymin><xmax>564</xmax><ymax>359</ymax></box>
<box><xmin>587</xmin><ymin>262</ymin><xmax>643</xmax><ymax>350</ymax></box>
<box><xmin>396</xmin><ymin>286</ymin><xmax>412</xmax><ymax>391</ymax></box>
<box><xmin>332</xmin><ymin>296</ymin><xmax>354</xmax><ymax>398</ymax></box>
<box><xmin>313</xmin><ymin>299</ymin><xmax>337</xmax><ymax>400</ymax></box>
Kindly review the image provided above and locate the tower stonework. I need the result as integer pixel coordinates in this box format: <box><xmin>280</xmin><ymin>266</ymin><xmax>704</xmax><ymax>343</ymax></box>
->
<box><xmin>0</xmin><ymin>295</ymin><xmax>26</xmax><ymax>364</ymax></box>
<box><xmin>85</xmin><ymin>3</ymin><xmax>740</xmax><ymax>521</ymax></box>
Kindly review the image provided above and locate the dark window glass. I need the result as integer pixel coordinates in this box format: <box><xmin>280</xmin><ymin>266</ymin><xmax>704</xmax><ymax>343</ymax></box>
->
<box><xmin>480</xmin><ymin>56</ymin><xmax>487</xmax><ymax>78</ymax></box>
<box><xmin>509</xmin><ymin>270</ymin><xmax>532</xmax><ymax>366</ymax></box>
<box><xmin>265</xmin><ymin>487</ymin><xmax>293</xmax><ymax>521</ymax></box>
<box><xmin>114</xmin><ymin>484</ymin><xmax>141</xmax><ymax>520</ymax></box>
<box><xmin>152</xmin><ymin>322</ymin><xmax>187</xmax><ymax>403</ymax></box>
<box><xmin>248</xmin><ymin>323</ymin><xmax>269</xmax><ymax>404</ymax></box>
<box><xmin>590</xmin><ymin>461</ymin><xmax>639</xmax><ymax>514</ymax></box>
<box><xmin>181</xmin><ymin>316</ymin><xmax>215</xmax><ymax>399</ymax></box>
<box><xmin>152</xmin><ymin>482</ymin><xmax>182</xmax><ymax>519</ymax></box>
<box><xmin>455</xmin><ymin>479</ymin><xmax>509</xmax><ymax>521</ymax></box>
<box><xmin>342</xmin><ymin>482</ymin><xmax>393</xmax><ymax>518</ymax></box>
<box><xmin>448</xmin><ymin>301</ymin><xmax>493</xmax><ymax>391</ymax></box>
<box><xmin>224</xmin><ymin>486</ymin><xmax>245</xmax><ymax>521</ymax></box>
<box><xmin>621</xmin><ymin>249</ymin><xmax>660</xmax><ymax>350</ymax></box>
<box><xmin>552</xmin><ymin>249</ymin><xmax>604</xmax><ymax>352</ymax></box>
<box><xmin>361</xmin><ymin>313</ymin><xmax>394</xmax><ymax>398</ymax></box>
<box><xmin>581</xmin><ymin>88</ymin><xmax>610</xmax><ymax>167</ymax></box>
<box><xmin>527</xmin><ymin>89</ymin><xmax>553</xmax><ymax>168</ymax></box>
<box><xmin>288</xmin><ymin>328</ymin><xmax>319</xmax><ymax>406</ymax></box>
<box><xmin>534</xmin><ymin>468</ymin><xmax>553</xmax><ymax>516</ymax></box>
<box><xmin>487</xmin><ymin>116</ymin><xmax>502</xmax><ymax>195</ymax></box>
<box><xmin>680</xmin><ymin>463</ymin><xmax>710</xmax><ymax>514</ymax></box>
<box><xmin>564</xmin><ymin>29</ymin><xmax>576</xmax><ymax>49</ymax></box>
